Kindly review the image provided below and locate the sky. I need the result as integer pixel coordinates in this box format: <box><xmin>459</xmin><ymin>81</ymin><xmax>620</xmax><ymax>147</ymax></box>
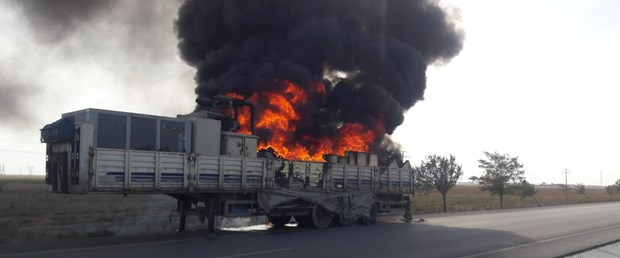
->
<box><xmin>0</xmin><ymin>0</ymin><xmax>619</xmax><ymax>186</ymax></box>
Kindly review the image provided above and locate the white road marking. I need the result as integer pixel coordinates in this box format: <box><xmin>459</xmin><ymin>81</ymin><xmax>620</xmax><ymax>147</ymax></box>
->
<box><xmin>460</xmin><ymin>223</ymin><xmax>620</xmax><ymax>258</ymax></box>
<box><xmin>213</xmin><ymin>248</ymin><xmax>292</xmax><ymax>258</ymax></box>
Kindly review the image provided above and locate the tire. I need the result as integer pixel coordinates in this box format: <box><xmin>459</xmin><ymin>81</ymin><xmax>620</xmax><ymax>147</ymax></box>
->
<box><xmin>268</xmin><ymin>216</ymin><xmax>292</xmax><ymax>228</ymax></box>
<box><xmin>336</xmin><ymin>215</ymin><xmax>355</xmax><ymax>227</ymax></box>
<box><xmin>359</xmin><ymin>204</ymin><xmax>378</xmax><ymax>225</ymax></box>
<box><xmin>310</xmin><ymin>205</ymin><xmax>333</xmax><ymax>229</ymax></box>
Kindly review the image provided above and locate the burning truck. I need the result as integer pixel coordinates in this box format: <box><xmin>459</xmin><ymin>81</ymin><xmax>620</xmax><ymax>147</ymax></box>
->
<box><xmin>40</xmin><ymin>0</ymin><xmax>463</xmax><ymax>233</ymax></box>
<box><xmin>40</xmin><ymin>97</ymin><xmax>414</xmax><ymax>232</ymax></box>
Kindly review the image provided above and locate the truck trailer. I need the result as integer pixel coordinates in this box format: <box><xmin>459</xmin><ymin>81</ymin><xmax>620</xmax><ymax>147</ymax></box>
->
<box><xmin>40</xmin><ymin>104</ymin><xmax>414</xmax><ymax>233</ymax></box>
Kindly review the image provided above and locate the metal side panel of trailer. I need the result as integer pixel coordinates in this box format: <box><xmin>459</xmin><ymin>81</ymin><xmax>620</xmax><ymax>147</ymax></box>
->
<box><xmin>88</xmin><ymin>148</ymin><xmax>414</xmax><ymax>194</ymax></box>
<box><xmin>91</xmin><ymin>149</ymin><xmax>265</xmax><ymax>192</ymax></box>
<box><xmin>92</xmin><ymin>149</ymin><xmax>189</xmax><ymax>191</ymax></box>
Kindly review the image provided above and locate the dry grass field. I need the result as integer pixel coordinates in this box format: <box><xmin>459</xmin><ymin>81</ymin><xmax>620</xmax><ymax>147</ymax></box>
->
<box><xmin>0</xmin><ymin>175</ymin><xmax>617</xmax><ymax>243</ymax></box>
<box><xmin>412</xmin><ymin>183</ymin><xmax>615</xmax><ymax>214</ymax></box>
<box><xmin>0</xmin><ymin>175</ymin><xmax>184</xmax><ymax>244</ymax></box>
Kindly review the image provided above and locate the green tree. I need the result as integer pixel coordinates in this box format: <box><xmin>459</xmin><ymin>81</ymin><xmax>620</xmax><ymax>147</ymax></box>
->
<box><xmin>575</xmin><ymin>183</ymin><xmax>590</xmax><ymax>201</ymax></box>
<box><xmin>415</xmin><ymin>154</ymin><xmax>463</xmax><ymax>213</ymax></box>
<box><xmin>575</xmin><ymin>183</ymin><xmax>586</xmax><ymax>195</ymax></box>
<box><xmin>414</xmin><ymin>170</ymin><xmax>434</xmax><ymax>196</ymax></box>
<box><xmin>605</xmin><ymin>185</ymin><xmax>617</xmax><ymax>199</ymax></box>
<box><xmin>470</xmin><ymin>151</ymin><xmax>525</xmax><ymax>209</ymax></box>
<box><xmin>511</xmin><ymin>180</ymin><xmax>540</xmax><ymax>206</ymax></box>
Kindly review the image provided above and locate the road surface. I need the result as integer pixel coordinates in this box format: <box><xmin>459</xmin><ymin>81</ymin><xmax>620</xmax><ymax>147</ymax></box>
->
<box><xmin>2</xmin><ymin>202</ymin><xmax>620</xmax><ymax>258</ymax></box>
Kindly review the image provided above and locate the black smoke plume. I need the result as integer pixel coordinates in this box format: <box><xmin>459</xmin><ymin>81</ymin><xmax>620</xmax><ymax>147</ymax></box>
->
<box><xmin>176</xmin><ymin>0</ymin><xmax>464</xmax><ymax>158</ymax></box>
<box><xmin>15</xmin><ymin>0</ymin><xmax>117</xmax><ymax>43</ymax></box>
<box><xmin>2</xmin><ymin>0</ymin><xmax>185</xmax><ymax>129</ymax></box>
<box><xmin>0</xmin><ymin>73</ymin><xmax>33</xmax><ymax>126</ymax></box>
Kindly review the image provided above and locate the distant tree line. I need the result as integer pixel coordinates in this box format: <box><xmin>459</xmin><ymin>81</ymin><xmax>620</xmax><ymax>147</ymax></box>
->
<box><xmin>414</xmin><ymin>151</ymin><xmax>620</xmax><ymax>213</ymax></box>
<box><xmin>414</xmin><ymin>151</ymin><xmax>535</xmax><ymax>212</ymax></box>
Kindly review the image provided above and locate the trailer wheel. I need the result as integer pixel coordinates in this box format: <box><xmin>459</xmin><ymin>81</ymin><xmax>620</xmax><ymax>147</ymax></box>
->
<box><xmin>310</xmin><ymin>205</ymin><xmax>333</xmax><ymax>229</ymax></box>
<box><xmin>359</xmin><ymin>204</ymin><xmax>378</xmax><ymax>225</ymax></box>
<box><xmin>336</xmin><ymin>215</ymin><xmax>355</xmax><ymax>227</ymax></box>
<box><xmin>268</xmin><ymin>216</ymin><xmax>292</xmax><ymax>228</ymax></box>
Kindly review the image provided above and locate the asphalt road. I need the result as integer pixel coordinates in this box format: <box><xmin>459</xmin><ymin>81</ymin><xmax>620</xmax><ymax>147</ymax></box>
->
<box><xmin>2</xmin><ymin>202</ymin><xmax>620</xmax><ymax>258</ymax></box>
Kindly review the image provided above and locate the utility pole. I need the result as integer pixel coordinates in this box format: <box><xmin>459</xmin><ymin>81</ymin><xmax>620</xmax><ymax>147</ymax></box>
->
<box><xmin>562</xmin><ymin>169</ymin><xmax>570</xmax><ymax>203</ymax></box>
<box><xmin>600</xmin><ymin>170</ymin><xmax>604</xmax><ymax>198</ymax></box>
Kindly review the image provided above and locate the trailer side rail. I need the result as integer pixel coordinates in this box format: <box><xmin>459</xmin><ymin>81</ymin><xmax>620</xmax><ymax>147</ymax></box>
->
<box><xmin>90</xmin><ymin>148</ymin><xmax>414</xmax><ymax>194</ymax></box>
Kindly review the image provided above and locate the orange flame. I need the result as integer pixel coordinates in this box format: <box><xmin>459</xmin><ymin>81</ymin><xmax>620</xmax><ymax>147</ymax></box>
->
<box><xmin>226</xmin><ymin>79</ymin><xmax>384</xmax><ymax>161</ymax></box>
